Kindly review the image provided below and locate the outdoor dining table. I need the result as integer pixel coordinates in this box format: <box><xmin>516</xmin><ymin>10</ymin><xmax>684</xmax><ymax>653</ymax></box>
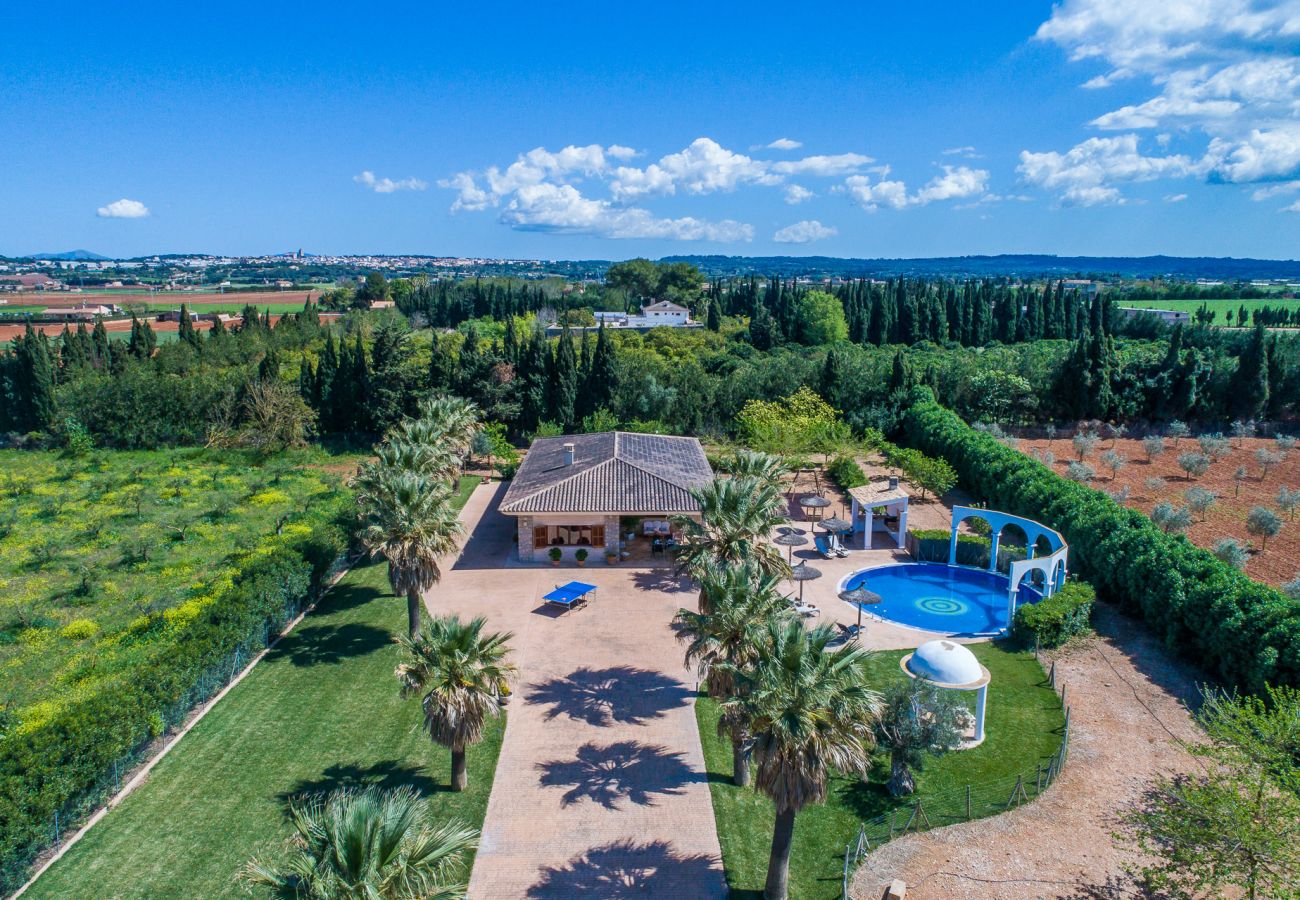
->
<box><xmin>542</xmin><ymin>580</ymin><xmax>598</xmax><ymax>614</ymax></box>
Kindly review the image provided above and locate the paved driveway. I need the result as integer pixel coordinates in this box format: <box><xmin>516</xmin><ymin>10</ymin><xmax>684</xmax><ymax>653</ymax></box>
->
<box><xmin>432</xmin><ymin>483</ymin><xmax>726</xmax><ymax>898</ymax></box>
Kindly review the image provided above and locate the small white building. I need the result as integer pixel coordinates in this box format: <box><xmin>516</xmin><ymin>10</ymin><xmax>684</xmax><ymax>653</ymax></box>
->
<box><xmin>585</xmin><ymin>301</ymin><xmax>697</xmax><ymax>332</ymax></box>
<box><xmin>1118</xmin><ymin>306</ymin><xmax>1191</xmax><ymax>325</ymax></box>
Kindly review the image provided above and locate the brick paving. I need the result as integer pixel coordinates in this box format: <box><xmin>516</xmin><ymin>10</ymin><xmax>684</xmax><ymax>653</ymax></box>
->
<box><xmin>433</xmin><ymin>482</ymin><xmax>726</xmax><ymax>899</ymax></box>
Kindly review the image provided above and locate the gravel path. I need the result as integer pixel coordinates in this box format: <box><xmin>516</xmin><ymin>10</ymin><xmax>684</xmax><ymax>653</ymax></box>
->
<box><xmin>852</xmin><ymin>603</ymin><xmax>1204</xmax><ymax>899</ymax></box>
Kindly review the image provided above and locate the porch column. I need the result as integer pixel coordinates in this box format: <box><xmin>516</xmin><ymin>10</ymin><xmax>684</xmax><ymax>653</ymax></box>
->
<box><xmin>517</xmin><ymin>516</ymin><xmax>535</xmax><ymax>562</ymax></box>
<box><xmin>988</xmin><ymin>531</ymin><xmax>1001</xmax><ymax>573</ymax></box>
<box><xmin>602</xmin><ymin>515</ymin><xmax>620</xmax><ymax>559</ymax></box>
<box><xmin>895</xmin><ymin>502</ymin><xmax>907</xmax><ymax>549</ymax></box>
<box><xmin>863</xmin><ymin>505</ymin><xmax>874</xmax><ymax>551</ymax></box>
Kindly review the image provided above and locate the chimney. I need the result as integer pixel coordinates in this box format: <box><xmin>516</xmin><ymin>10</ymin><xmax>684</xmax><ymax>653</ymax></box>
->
<box><xmin>888</xmin><ymin>475</ymin><xmax>899</xmax><ymax>490</ymax></box>
<box><xmin>563</xmin><ymin>443</ymin><xmax>575</xmax><ymax>466</ymax></box>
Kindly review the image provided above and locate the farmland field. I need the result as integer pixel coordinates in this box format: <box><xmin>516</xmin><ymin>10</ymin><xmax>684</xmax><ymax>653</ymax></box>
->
<box><xmin>1018</xmin><ymin>435</ymin><xmax>1300</xmax><ymax>586</ymax></box>
<box><xmin>1119</xmin><ymin>296</ymin><xmax>1300</xmax><ymax>324</ymax></box>
<box><xmin>0</xmin><ymin>448</ymin><xmax>350</xmax><ymax>711</ymax></box>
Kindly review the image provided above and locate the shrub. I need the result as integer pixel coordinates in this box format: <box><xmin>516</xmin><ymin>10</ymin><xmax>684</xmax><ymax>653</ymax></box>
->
<box><xmin>909</xmin><ymin>529</ymin><xmax>990</xmax><ymax>567</ymax></box>
<box><xmin>1013</xmin><ymin>580</ymin><xmax>1095</xmax><ymax>649</ymax></box>
<box><xmin>826</xmin><ymin>454</ymin><xmax>867</xmax><ymax>490</ymax></box>
<box><xmin>59</xmin><ymin>619</ymin><xmax>100</xmax><ymax>641</ymax></box>
<box><xmin>900</xmin><ymin>390</ymin><xmax>1299</xmax><ymax>694</ymax></box>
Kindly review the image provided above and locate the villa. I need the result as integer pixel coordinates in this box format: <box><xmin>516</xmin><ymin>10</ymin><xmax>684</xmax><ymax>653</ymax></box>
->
<box><xmin>499</xmin><ymin>431</ymin><xmax>713</xmax><ymax>562</ymax></box>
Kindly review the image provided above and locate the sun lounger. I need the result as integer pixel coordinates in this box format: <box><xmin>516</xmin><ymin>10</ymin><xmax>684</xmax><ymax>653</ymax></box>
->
<box><xmin>813</xmin><ymin>534</ymin><xmax>836</xmax><ymax>560</ymax></box>
<box><xmin>829</xmin><ymin>533</ymin><xmax>849</xmax><ymax>557</ymax></box>
<box><xmin>793</xmin><ymin>602</ymin><xmax>820</xmax><ymax>617</ymax></box>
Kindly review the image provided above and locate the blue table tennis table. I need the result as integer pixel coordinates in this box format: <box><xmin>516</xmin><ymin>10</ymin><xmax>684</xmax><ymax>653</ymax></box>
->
<box><xmin>542</xmin><ymin>580</ymin><xmax>598</xmax><ymax>614</ymax></box>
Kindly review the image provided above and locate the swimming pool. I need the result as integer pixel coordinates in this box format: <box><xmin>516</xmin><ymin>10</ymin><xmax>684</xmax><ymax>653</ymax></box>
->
<box><xmin>841</xmin><ymin>563</ymin><xmax>1041</xmax><ymax>636</ymax></box>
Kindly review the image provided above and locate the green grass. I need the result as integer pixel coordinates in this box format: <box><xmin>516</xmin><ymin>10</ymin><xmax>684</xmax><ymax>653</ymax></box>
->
<box><xmin>27</xmin><ymin>478</ymin><xmax>500</xmax><ymax>899</ymax></box>
<box><xmin>1120</xmin><ymin>296</ymin><xmax>1300</xmax><ymax>324</ymax></box>
<box><xmin>0</xmin><ymin>449</ymin><xmax>352</xmax><ymax>708</ymax></box>
<box><xmin>697</xmin><ymin>642</ymin><xmax>1064</xmax><ymax>899</ymax></box>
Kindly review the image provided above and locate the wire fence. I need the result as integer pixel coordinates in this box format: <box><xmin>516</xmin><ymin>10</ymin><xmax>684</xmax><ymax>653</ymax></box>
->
<box><xmin>842</xmin><ymin>657</ymin><xmax>1072</xmax><ymax>899</ymax></box>
<box><xmin>7</xmin><ymin>553</ymin><xmax>352</xmax><ymax>895</ymax></box>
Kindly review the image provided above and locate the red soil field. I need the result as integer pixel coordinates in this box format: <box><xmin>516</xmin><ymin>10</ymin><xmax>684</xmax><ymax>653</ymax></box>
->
<box><xmin>1020</xmin><ymin>435</ymin><xmax>1300</xmax><ymax>587</ymax></box>
<box><xmin>33</xmin><ymin>290</ymin><xmax>318</xmax><ymax>309</ymax></box>
<box><xmin>0</xmin><ymin>313</ymin><xmax>308</xmax><ymax>342</ymax></box>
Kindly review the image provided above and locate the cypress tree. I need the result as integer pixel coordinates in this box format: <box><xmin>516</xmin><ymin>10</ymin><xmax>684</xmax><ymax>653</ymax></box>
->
<box><xmin>706</xmin><ymin>298</ymin><xmax>721</xmax><ymax>332</ymax></box>
<box><xmin>584</xmin><ymin>322</ymin><xmax>617</xmax><ymax>416</ymax></box>
<box><xmin>91</xmin><ymin>317</ymin><xmax>110</xmax><ymax>368</ymax></box>
<box><xmin>177</xmin><ymin>303</ymin><xmax>200</xmax><ymax>350</ymax></box>
<box><xmin>888</xmin><ymin>348</ymin><xmax>912</xmax><ymax>394</ymax></box>
<box><xmin>1228</xmin><ymin>324</ymin><xmax>1269</xmax><ymax>419</ymax></box>
<box><xmin>548</xmin><ymin>329</ymin><xmax>578</xmax><ymax>431</ymax></box>
<box><xmin>14</xmin><ymin>324</ymin><xmax>56</xmax><ymax>432</ymax></box>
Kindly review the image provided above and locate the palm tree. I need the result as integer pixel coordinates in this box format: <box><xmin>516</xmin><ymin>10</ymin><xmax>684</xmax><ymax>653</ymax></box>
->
<box><xmin>719</xmin><ymin>619</ymin><xmax>883</xmax><ymax>900</ymax></box>
<box><xmin>673</xmin><ymin>476</ymin><xmax>790</xmax><ymax>609</ymax></box>
<box><xmin>416</xmin><ymin>395</ymin><xmax>480</xmax><ymax>459</ymax></box>
<box><xmin>395</xmin><ymin>616</ymin><xmax>516</xmax><ymax>791</ymax></box>
<box><xmin>673</xmin><ymin>562</ymin><xmax>792</xmax><ymax>786</ymax></box>
<box><xmin>241</xmin><ymin>786</ymin><xmax>477</xmax><ymax>899</ymax></box>
<box><xmin>358</xmin><ymin>468</ymin><xmax>464</xmax><ymax>637</ymax></box>
<box><xmin>719</xmin><ymin>450</ymin><xmax>790</xmax><ymax>490</ymax></box>
<box><xmin>353</xmin><ymin>440</ymin><xmax>460</xmax><ymax>504</ymax></box>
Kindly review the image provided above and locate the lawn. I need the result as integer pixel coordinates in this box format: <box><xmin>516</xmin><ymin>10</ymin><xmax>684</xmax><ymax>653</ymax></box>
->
<box><xmin>26</xmin><ymin>477</ymin><xmax>500</xmax><ymax>899</ymax></box>
<box><xmin>1120</xmin><ymin>296</ymin><xmax>1300</xmax><ymax>325</ymax></box>
<box><xmin>697</xmin><ymin>641</ymin><xmax>1064</xmax><ymax>899</ymax></box>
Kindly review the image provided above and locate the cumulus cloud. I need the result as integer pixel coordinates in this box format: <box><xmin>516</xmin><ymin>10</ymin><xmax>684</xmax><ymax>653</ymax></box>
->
<box><xmin>1017</xmin><ymin>134</ymin><xmax>1194</xmax><ymax>204</ymax></box>
<box><xmin>773</xmin><ymin>220</ymin><xmax>837</xmax><ymax>243</ymax></box>
<box><xmin>354</xmin><ymin>171</ymin><xmax>428</xmax><ymax>193</ymax></box>
<box><xmin>841</xmin><ymin>165</ymin><xmax>990</xmax><ymax>209</ymax></box>
<box><xmin>1031</xmin><ymin>0</ymin><xmax>1300</xmax><ymax>194</ymax></box>
<box><xmin>784</xmin><ymin>184</ymin><xmax>815</xmax><ymax>204</ymax></box>
<box><xmin>96</xmin><ymin>198</ymin><xmax>149</xmax><ymax>218</ymax></box>
<box><xmin>500</xmin><ymin>182</ymin><xmax>752</xmax><ymax>241</ymax></box>
<box><xmin>767</xmin><ymin>137</ymin><xmax>803</xmax><ymax>150</ymax></box>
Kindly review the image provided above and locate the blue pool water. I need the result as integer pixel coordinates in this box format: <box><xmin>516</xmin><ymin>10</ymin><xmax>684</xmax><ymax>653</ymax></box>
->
<box><xmin>842</xmin><ymin>563</ymin><xmax>1041</xmax><ymax>636</ymax></box>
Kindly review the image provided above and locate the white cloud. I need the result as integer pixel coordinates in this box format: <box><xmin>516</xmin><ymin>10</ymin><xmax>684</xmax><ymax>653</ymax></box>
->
<box><xmin>1165</xmin><ymin>192</ymin><xmax>1189</xmax><ymax>202</ymax></box>
<box><xmin>1284</xmin><ymin>199</ymin><xmax>1300</xmax><ymax>211</ymax></box>
<box><xmin>771</xmin><ymin>153</ymin><xmax>873</xmax><ymax>176</ymax></box>
<box><xmin>354</xmin><ymin>171</ymin><xmax>428</xmax><ymax>193</ymax></box>
<box><xmin>499</xmin><ymin>182</ymin><xmax>753</xmax><ymax>241</ymax></box>
<box><xmin>96</xmin><ymin>198</ymin><xmax>149</xmax><ymax>219</ymax></box>
<box><xmin>1032</xmin><ymin>0</ymin><xmax>1300</xmax><ymax>193</ymax></box>
<box><xmin>842</xmin><ymin>175</ymin><xmax>910</xmax><ymax>211</ymax></box>
<box><xmin>773</xmin><ymin>220</ymin><xmax>837</xmax><ymax>243</ymax></box>
<box><xmin>767</xmin><ymin>137</ymin><xmax>803</xmax><ymax>150</ymax></box>
<box><xmin>607</xmin><ymin>145</ymin><xmax>639</xmax><ymax>160</ymax></box>
<box><xmin>653</xmin><ymin>138</ymin><xmax>780</xmax><ymax>194</ymax></box>
<box><xmin>1251</xmin><ymin>179</ymin><xmax>1300</xmax><ymax>199</ymax></box>
<box><xmin>1017</xmin><ymin>134</ymin><xmax>1194</xmax><ymax>204</ymax></box>
<box><xmin>784</xmin><ymin>184</ymin><xmax>815</xmax><ymax>204</ymax></box>
<box><xmin>942</xmin><ymin>146</ymin><xmax>983</xmax><ymax>158</ymax></box>
<box><xmin>913</xmin><ymin>166</ymin><xmax>990</xmax><ymax>204</ymax></box>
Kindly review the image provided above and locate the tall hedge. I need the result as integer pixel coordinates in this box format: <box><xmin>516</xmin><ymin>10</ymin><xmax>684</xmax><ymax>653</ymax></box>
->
<box><xmin>902</xmin><ymin>391</ymin><xmax>1300</xmax><ymax>693</ymax></box>
<box><xmin>0</xmin><ymin>498</ymin><xmax>350</xmax><ymax>893</ymax></box>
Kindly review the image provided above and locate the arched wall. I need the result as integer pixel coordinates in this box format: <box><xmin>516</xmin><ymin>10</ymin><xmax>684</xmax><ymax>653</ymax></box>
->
<box><xmin>947</xmin><ymin>506</ymin><xmax>1069</xmax><ymax>620</ymax></box>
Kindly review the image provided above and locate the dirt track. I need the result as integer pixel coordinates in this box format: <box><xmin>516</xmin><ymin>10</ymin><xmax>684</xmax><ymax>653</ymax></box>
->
<box><xmin>852</xmin><ymin>603</ymin><xmax>1202</xmax><ymax>899</ymax></box>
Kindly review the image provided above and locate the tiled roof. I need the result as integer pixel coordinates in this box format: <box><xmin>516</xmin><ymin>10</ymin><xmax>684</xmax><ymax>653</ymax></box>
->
<box><xmin>499</xmin><ymin>432</ymin><xmax>713</xmax><ymax>514</ymax></box>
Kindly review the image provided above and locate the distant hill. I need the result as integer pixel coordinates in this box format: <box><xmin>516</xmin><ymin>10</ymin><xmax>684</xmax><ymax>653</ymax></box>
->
<box><xmin>28</xmin><ymin>250</ymin><xmax>111</xmax><ymax>261</ymax></box>
<box><xmin>659</xmin><ymin>254</ymin><xmax>1300</xmax><ymax>281</ymax></box>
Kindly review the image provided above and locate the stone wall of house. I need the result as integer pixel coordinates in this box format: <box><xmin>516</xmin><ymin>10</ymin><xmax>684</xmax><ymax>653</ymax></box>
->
<box><xmin>516</xmin><ymin>516</ymin><xmax>534</xmax><ymax>562</ymax></box>
<box><xmin>603</xmin><ymin>515</ymin><xmax>620</xmax><ymax>558</ymax></box>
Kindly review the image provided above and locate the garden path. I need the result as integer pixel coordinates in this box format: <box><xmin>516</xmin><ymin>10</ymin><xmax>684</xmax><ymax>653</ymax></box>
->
<box><xmin>432</xmin><ymin>483</ymin><xmax>726</xmax><ymax>898</ymax></box>
<box><xmin>852</xmin><ymin>602</ymin><xmax>1202</xmax><ymax>899</ymax></box>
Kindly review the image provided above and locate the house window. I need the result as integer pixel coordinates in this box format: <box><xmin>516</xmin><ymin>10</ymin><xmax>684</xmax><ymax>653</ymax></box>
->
<box><xmin>541</xmin><ymin>524</ymin><xmax>606</xmax><ymax>547</ymax></box>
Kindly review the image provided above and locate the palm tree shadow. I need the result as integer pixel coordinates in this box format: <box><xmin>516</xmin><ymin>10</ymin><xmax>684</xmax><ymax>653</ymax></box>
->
<box><xmin>313</xmin><ymin>580</ymin><xmax>384</xmax><ymax>615</ymax></box>
<box><xmin>631</xmin><ymin>568</ymin><xmax>690</xmax><ymax>593</ymax></box>
<box><xmin>536</xmin><ymin>740</ymin><xmax>695</xmax><ymax>809</ymax></box>
<box><xmin>526</xmin><ymin>839</ymin><xmax>722</xmax><ymax>898</ymax></box>
<box><xmin>269</xmin><ymin>622</ymin><xmax>391</xmax><ymax>667</ymax></box>
<box><xmin>277</xmin><ymin>759</ymin><xmax>444</xmax><ymax>810</ymax></box>
<box><xmin>524</xmin><ymin>666</ymin><xmax>692</xmax><ymax>727</ymax></box>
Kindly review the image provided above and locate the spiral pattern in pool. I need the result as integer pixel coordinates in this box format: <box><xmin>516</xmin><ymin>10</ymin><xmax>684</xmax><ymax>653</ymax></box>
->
<box><xmin>842</xmin><ymin>563</ymin><xmax>1041</xmax><ymax>636</ymax></box>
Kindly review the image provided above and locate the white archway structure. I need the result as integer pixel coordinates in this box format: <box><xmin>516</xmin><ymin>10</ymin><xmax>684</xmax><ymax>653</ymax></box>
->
<box><xmin>947</xmin><ymin>506</ymin><xmax>1068</xmax><ymax>626</ymax></box>
<box><xmin>900</xmin><ymin>639</ymin><xmax>992</xmax><ymax>747</ymax></box>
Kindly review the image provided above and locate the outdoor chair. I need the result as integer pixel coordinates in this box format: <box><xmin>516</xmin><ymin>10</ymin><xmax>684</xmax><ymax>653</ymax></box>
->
<box><xmin>812</xmin><ymin>534</ymin><xmax>836</xmax><ymax>560</ymax></box>
<box><xmin>828</xmin><ymin>533</ymin><xmax>849</xmax><ymax>557</ymax></box>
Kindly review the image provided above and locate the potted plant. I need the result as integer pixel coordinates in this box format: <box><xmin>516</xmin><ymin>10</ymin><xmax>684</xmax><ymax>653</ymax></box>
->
<box><xmin>497</xmin><ymin>684</ymin><xmax>512</xmax><ymax>707</ymax></box>
<box><xmin>548</xmin><ymin>547</ymin><xmax>562</xmax><ymax>566</ymax></box>
<box><xmin>606</xmin><ymin>548</ymin><xmax>619</xmax><ymax>566</ymax></box>
<box><xmin>575</xmin><ymin>548</ymin><xmax>588</xmax><ymax>567</ymax></box>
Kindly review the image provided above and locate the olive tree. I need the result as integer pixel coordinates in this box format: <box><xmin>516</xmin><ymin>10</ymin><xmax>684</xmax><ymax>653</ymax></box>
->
<box><xmin>1072</xmin><ymin>431</ymin><xmax>1099</xmax><ymax>460</ymax></box>
<box><xmin>1212</xmin><ymin>538</ymin><xmax>1248</xmax><ymax>569</ymax></box>
<box><xmin>1142</xmin><ymin>435</ymin><xmax>1166</xmax><ymax>462</ymax></box>
<box><xmin>1255</xmin><ymin>448</ymin><xmax>1285</xmax><ymax>480</ymax></box>
<box><xmin>1176</xmin><ymin>452</ymin><xmax>1211</xmax><ymax>481</ymax></box>
<box><xmin>1152</xmin><ymin>502</ymin><xmax>1193</xmax><ymax>535</ymax></box>
<box><xmin>1184</xmin><ymin>487</ymin><xmax>1217</xmax><ymax>522</ymax></box>
<box><xmin>1246</xmin><ymin>507</ymin><xmax>1283</xmax><ymax>550</ymax></box>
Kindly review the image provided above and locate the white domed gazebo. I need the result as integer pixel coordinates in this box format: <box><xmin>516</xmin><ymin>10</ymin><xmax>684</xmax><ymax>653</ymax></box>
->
<box><xmin>899</xmin><ymin>639</ymin><xmax>992</xmax><ymax>747</ymax></box>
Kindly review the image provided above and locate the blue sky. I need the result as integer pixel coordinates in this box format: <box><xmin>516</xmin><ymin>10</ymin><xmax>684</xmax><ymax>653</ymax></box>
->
<box><xmin>3</xmin><ymin>1</ymin><xmax>1299</xmax><ymax>260</ymax></box>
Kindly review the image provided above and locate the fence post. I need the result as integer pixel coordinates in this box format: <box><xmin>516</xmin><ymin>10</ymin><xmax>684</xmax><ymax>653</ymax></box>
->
<box><xmin>965</xmin><ymin>784</ymin><xmax>972</xmax><ymax>820</ymax></box>
<box><xmin>1036</xmin><ymin>763</ymin><xmax>1042</xmax><ymax>794</ymax></box>
<box><xmin>843</xmin><ymin>843</ymin><xmax>851</xmax><ymax>898</ymax></box>
<box><xmin>888</xmin><ymin>809</ymin><xmax>896</xmax><ymax>841</ymax></box>
<box><xmin>1048</xmin><ymin>658</ymin><xmax>1055</xmax><ymax>687</ymax></box>
<box><xmin>53</xmin><ymin>810</ymin><xmax>60</xmax><ymax>850</ymax></box>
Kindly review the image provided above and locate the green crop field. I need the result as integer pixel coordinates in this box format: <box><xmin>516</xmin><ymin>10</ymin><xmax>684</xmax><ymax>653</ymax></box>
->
<box><xmin>0</xmin><ymin>448</ymin><xmax>351</xmax><ymax>712</ymax></box>
<box><xmin>1119</xmin><ymin>296</ymin><xmax>1300</xmax><ymax>324</ymax></box>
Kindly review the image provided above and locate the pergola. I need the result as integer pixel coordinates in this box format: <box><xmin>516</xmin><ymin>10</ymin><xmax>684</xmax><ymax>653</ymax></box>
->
<box><xmin>847</xmin><ymin>480</ymin><xmax>910</xmax><ymax>550</ymax></box>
